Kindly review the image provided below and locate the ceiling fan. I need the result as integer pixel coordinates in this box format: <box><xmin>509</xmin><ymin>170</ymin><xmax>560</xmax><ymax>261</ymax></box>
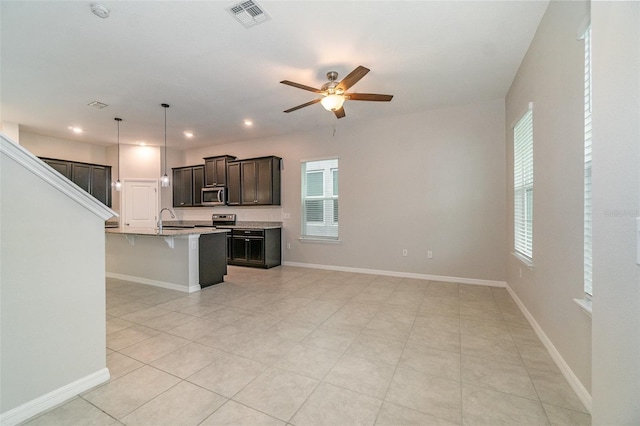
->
<box><xmin>280</xmin><ymin>65</ymin><xmax>393</xmax><ymax>119</ymax></box>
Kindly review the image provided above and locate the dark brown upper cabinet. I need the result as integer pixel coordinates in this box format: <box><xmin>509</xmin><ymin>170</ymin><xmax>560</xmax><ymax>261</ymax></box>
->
<box><xmin>172</xmin><ymin>165</ymin><xmax>204</xmax><ymax>207</ymax></box>
<box><xmin>203</xmin><ymin>155</ymin><xmax>236</xmax><ymax>187</ymax></box>
<box><xmin>41</xmin><ymin>157</ymin><xmax>112</xmax><ymax>207</ymax></box>
<box><xmin>227</xmin><ymin>156</ymin><xmax>281</xmax><ymax>206</ymax></box>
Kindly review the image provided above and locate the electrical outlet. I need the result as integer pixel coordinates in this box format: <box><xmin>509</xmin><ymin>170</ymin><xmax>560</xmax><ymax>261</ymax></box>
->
<box><xmin>427</xmin><ymin>250</ymin><xmax>433</xmax><ymax>259</ymax></box>
<box><xmin>286</xmin><ymin>243</ymin><xmax>291</xmax><ymax>250</ymax></box>
<box><xmin>402</xmin><ymin>249</ymin><xmax>408</xmax><ymax>257</ymax></box>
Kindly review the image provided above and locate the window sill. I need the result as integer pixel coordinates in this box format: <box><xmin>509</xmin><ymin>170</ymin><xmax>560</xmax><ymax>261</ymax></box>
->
<box><xmin>512</xmin><ymin>251</ymin><xmax>534</xmax><ymax>269</ymax></box>
<box><xmin>573</xmin><ymin>297</ymin><xmax>592</xmax><ymax>318</ymax></box>
<box><xmin>299</xmin><ymin>237</ymin><xmax>342</xmax><ymax>244</ymax></box>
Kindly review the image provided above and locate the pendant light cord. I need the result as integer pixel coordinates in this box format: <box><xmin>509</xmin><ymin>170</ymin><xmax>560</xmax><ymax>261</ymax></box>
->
<box><xmin>117</xmin><ymin>119</ymin><xmax>120</xmax><ymax>180</ymax></box>
<box><xmin>114</xmin><ymin>117</ymin><xmax>122</xmax><ymax>182</ymax></box>
<box><xmin>162</xmin><ymin>103</ymin><xmax>169</xmax><ymax>175</ymax></box>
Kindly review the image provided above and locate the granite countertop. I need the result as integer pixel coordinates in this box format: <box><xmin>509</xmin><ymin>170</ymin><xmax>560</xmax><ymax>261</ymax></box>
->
<box><xmin>106</xmin><ymin>227</ymin><xmax>228</xmax><ymax>237</ymax></box>
<box><xmin>160</xmin><ymin>220</ymin><xmax>283</xmax><ymax>230</ymax></box>
<box><xmin>219</xmin><ymin>221</ymin><xmax>282</xmax><ymax>230</ymax></box>
<box><xmin>105</xmin><ymin>220</ymin><xmax>283</xmax><ymax>232</ymax></box>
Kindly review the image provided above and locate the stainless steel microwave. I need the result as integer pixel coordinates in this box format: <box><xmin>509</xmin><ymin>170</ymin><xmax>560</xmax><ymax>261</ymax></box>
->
<box><xmin>201</xmin><ymin>187</ymin><xmax>226</xmax><ymax>206</ymax></box>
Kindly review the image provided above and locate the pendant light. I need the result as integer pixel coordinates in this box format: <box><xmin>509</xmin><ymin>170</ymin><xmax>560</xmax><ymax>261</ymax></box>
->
<box><xmin>113</xmin><ymin>117</ymin><xmax>123</xmax><ymax>191</ymax></box>
<box><xmin>161</xmin><ymin>103</ymin><xmax>170</xmax><ymax>187</ymax></box>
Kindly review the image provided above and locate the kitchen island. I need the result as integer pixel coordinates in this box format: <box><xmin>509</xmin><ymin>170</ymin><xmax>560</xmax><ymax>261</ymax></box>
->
<box><xmin>105</xmin><ymin>227</ymin><xmax>228</xmax><ymax>293</ymax></box>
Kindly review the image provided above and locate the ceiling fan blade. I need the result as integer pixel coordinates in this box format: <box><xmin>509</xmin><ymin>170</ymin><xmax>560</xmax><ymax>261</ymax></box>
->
<box><xmin>347</xmin><ymin>93</ymin><xmax>393</xmax><ymax>102</ymax></box>
<box><xmin>333</xmin><ymin>107</ymin><xmax>346</xmax><ymax>119</ymax></box>
<box><xmin>283</xmin><ymin>98</ymin><xmax>322</xmax><ymax>113</ymax></box>
<box><xmin>280</xmin><ymin>80</ymin><xmax>323</xmax><ymax>93</ymax></box>
<box><xmin>336</xmin><ymin>66</ymin><xmax>370</xmax><ymax>92</ymax></box>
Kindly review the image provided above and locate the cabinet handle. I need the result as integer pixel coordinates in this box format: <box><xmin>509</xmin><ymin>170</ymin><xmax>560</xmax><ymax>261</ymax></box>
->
<box><xmin>245</xmin><ymin>239</ymin><xmax>250</xmax><ymax>242</ymax></box>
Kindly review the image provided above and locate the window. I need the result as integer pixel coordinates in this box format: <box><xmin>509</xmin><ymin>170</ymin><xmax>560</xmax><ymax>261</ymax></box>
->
<box><xmin>583</xmin><ymin>25</ymin><xmax>593</xmax><ymax>297</ymax></box>
<box><xmin>301</xmin><ymin>158</ymin><xmax>339</xmax><ymax>239</ymax></box>
<box><xmin>514</xmin><ymin>106</ymin><xmax>534</xmax><ymax>261</ymax></box>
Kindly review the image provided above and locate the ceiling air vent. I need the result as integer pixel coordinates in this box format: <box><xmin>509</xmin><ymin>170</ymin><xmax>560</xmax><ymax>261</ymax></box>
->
<box><xmin>227</xmin><ymin>0</ymin><xmax>271</xmax><ymax>28</ymax></box>
<box><xmin>87</xmin><ymin>101</ymin><xmax>108</xmax><ymax>109</ymax></box>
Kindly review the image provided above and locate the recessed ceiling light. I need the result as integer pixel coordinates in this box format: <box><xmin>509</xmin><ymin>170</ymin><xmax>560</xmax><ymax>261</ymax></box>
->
<box><xmin>243</xmin><ymin>119</ymin><xmax>253</xmax><ymax>127</ymax></box>
<box><xmin>68</xmin><ymin>126</ymin><xmax>83</xmax><ymax>134</ymax></box>
<box><xmin>90</xmin><ymin>4</ymin><xmax>110</xmax><ymax>19</ymax></box>
<box><xmin>183</xmin><ymin>131</ymin><xmax>194</xmax><ymax>138</ymax></box>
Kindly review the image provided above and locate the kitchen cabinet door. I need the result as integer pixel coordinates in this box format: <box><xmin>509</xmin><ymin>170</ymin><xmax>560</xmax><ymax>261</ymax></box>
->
<box><xmin>44</xmin><ymin>159</ymin><xmax>72</xmax><ymax>179</ymax></box>
<box><xmin>240</xmin><ymin>161</ymin><xmax>257</xmax><ymax>204</ymax></box>
<box><xmin>231</xmin><ymin>236</ymin><xmax>264</xmax><ymax>265</ymax></box>
<box><xmin>204</xmin><ymin>155</ymin><xmax>235</xmax><ymax>187</ymax></box>
<box><xmin>91</xmin><ymin>165</ymin><xmax>111</xmax><ymax>207</ymax></box>
<box><xmin>192</xmin><ymin>166</ymin><xmax>204</xmax><ymax>206</ymax></box>
<box><xmin>227</xmin><ymin>162</ymin><xmax>241</xmax><ymax>205</ymax></box>
<box><xmin>256</xmin><ymin>157</ymin><xmax>276</xmax><ymax>205</ymax></box>
<box><xmin>172</xmin><ymin>167</ymin><xmax>193</xmax><ymax>207</ymax></box>
<box><xmin>71</xmin><ymin>163</ymin><xmax>91</xmax><ymax>193</ymax></box>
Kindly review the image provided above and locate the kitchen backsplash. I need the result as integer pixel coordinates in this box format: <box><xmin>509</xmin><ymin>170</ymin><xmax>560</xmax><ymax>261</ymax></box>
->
<box><xmin>175</xmin><ymin>206</ymin><xmax>284</xmax><ymax>222</ymax></box>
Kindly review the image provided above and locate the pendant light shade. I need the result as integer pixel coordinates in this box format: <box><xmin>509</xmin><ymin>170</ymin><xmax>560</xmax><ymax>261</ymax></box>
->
<box><xmin>161</xmin><ymin>103</ymin><xmax>170</xmax><ymax>187</ymax></box>
<box><xmin>113</xmin><ymin>117</ymin><xmax>122</xmax><ymax>191</ymax></box>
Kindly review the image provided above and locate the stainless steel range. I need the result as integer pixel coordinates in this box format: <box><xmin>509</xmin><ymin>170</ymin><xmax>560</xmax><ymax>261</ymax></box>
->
<box><xmin>211</xmin><ymin>214</ymin><xmax>236</xmax><ymax>227</ymax></box>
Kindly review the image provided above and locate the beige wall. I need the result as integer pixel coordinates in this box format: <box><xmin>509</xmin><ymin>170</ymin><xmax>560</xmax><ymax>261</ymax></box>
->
<box><xmin>1</xmin><ymin>122</ymin><xmax>20</xmax><ymax>143</ymax></box>
<box><xmin>183</xmin><ymin>98</ymin><xmax>507</xmax><ymax>283</ymax></box>
<box><xmin>591</xmin><ymin>2</ymin><xmax>640</xmax><ymax>424</ymax></box>
<box><xmin>1</xmin><ymin>140</ymin><xmax>108</xmax><ymax>416</ymax></box>
<box><xmin>20</xmin><ymin>132</ymin><xmax>108</xmax><ymax>164</ymax></box>
<box><xmin>505</xmin><ymin>0</ymin><xmax>591</xmax><ymax>400</ymax></box>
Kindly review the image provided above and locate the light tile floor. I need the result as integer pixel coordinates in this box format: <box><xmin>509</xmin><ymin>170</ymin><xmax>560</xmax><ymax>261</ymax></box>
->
<box><xmin>22</xmin><ymin>266</ymin><xmax>591</xmax><ymax>425</ymax></box>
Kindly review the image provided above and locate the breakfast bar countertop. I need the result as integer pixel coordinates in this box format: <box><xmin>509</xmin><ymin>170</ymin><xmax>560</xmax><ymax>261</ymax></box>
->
<box><xmin>158</xmin><ymin>220</ymin><xmax>283</xmax><ymax>230</ymax></box>
<box><xmin>105</xmin><ymin>227</ymin><xmax>228</xmax><ymax>237</ymax></box>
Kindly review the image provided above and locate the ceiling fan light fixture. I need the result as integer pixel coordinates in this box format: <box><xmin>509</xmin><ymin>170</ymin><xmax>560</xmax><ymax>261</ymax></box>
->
<box><xmin>321</xmin><ymin>94</ymin><xmax>345</xmax><ymax>111</ymax></box>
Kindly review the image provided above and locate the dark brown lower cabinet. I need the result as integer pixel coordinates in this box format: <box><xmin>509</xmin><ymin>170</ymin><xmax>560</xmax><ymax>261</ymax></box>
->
<box><xmin>228</xmin><ymin>228</ymin><xmax>281</xmax><ymax>268</ymax></box>
<box><xmin>198</xmin><ymin>232</ymin><xmax>227</xmax><ymax>287</ymax></box>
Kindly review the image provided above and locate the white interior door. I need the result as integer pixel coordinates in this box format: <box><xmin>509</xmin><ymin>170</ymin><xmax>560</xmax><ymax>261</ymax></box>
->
<box><xmin>123</xmin><ymin>180</ymin><xmax>159</xmax><ymax>229</ymax></box>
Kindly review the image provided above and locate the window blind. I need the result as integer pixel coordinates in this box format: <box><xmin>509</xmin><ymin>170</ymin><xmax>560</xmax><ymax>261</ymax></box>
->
<box><xmin>514</xmin><ymin>108</ymin><xmax>534</xmax><ymax>260</ymax></box>
<box><xmin>584</xmin><ymin>26</ymin><xmax>593</xmax><ymax>296</ymax></box>
<box><xmin>301</xmin><ymin>158</ymin><xmax>339</xmax><ymax>239</ymax></box>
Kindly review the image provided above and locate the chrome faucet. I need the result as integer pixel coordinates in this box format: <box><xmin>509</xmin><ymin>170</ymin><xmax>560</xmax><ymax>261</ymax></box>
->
<box><xmin>157</xmin><ymin>208</ymin><xmax>175</xmax><ymax>233</ymax></box>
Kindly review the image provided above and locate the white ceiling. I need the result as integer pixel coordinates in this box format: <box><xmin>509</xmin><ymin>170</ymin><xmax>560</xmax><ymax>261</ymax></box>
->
<box><xmin>1</xmin><ymin>1</ymin><xmax>549</xmax><ymax>150</ymax></box>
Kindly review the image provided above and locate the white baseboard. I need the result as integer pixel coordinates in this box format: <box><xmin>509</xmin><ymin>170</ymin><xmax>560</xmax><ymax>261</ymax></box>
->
<box><xmin>505</xmin><ymin>284</ymin><xmax>593</xmax><ymax>413</ymax></box>
<box><xmin>106</xmin><ymin>272</ymin><xmax>201</xmax><ymax>293</ymax></box>
<box><xmin>0</xmin><ymin>368</ymin><xmax>110</xmax><ymax>426</ymax></box>
<box><xmin>281</xmin><ymin>261</ymin><xmax>506</xmax><ymax>287</ymax></box>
